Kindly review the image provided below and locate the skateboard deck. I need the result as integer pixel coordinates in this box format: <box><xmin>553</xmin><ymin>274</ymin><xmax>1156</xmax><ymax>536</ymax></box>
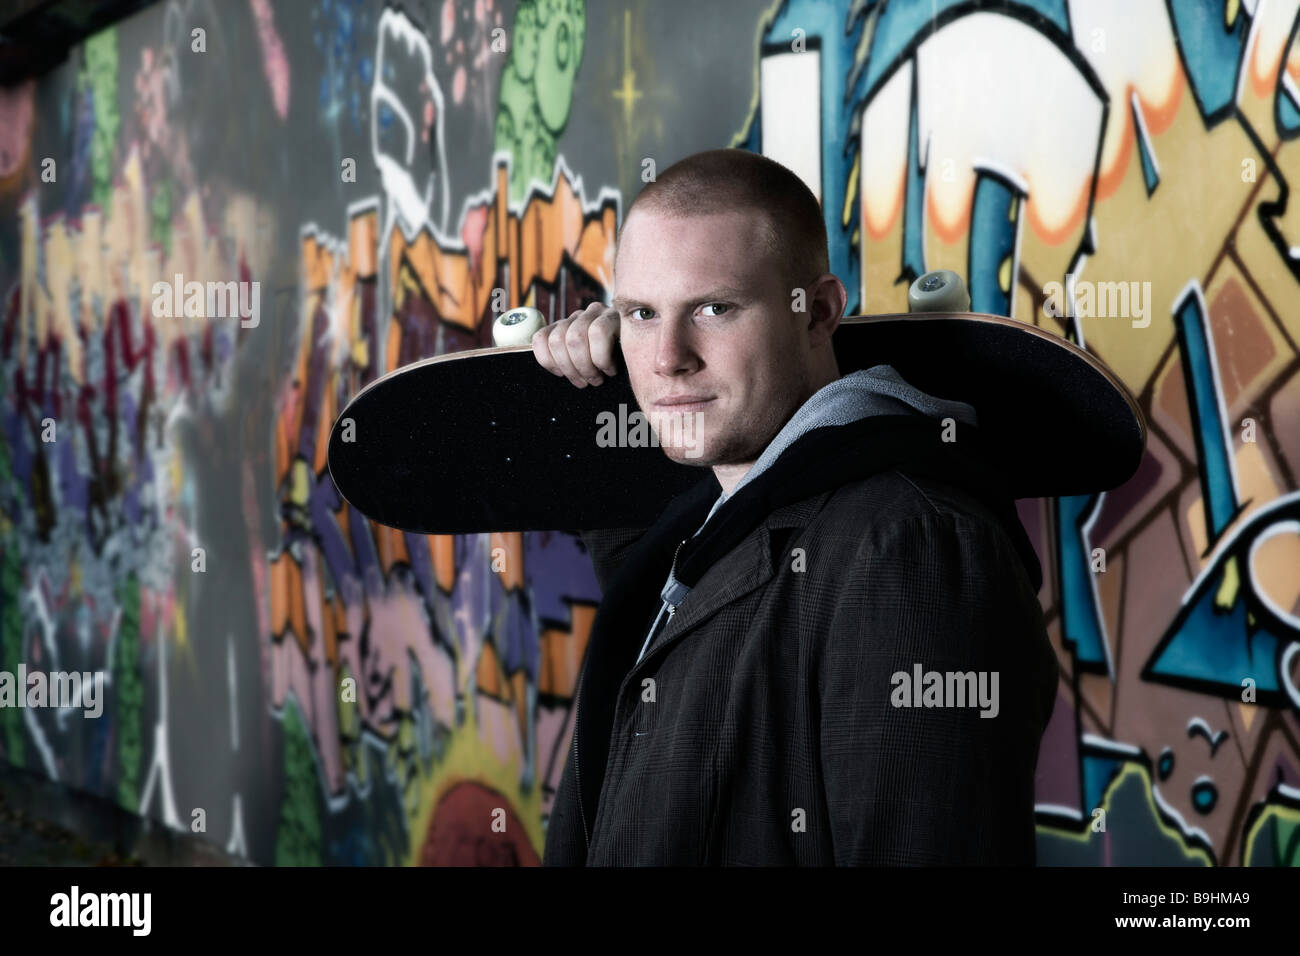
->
<box><xmin>327</xmin><ymin>312</ymin><xmax>1145</xmax><ymax>534</ymax></box>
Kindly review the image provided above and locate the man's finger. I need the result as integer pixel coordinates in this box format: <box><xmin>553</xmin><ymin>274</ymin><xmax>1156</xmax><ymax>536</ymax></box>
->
<box><xmin>589</xmin><ymin>315</ymin><xmax>619</xmax><ymax>377</ymax></box>
<box><xmin>547</xmin><ymin>321</ymin><xmax>588</xmax><ymax>386</ymax></box>
<box><xmin>564</xmin><ymin>315</ymin><xmax>605</xmax><ymax>384</ymax></box>
<box><xmin>531</xmin><ymin>324</ymin><xmax>563</xmax><ymax>376</ymax></box>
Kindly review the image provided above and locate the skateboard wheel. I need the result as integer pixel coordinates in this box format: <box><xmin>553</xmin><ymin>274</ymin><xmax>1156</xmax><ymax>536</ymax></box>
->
<box><xmin>493</xmin><ymin>307</ymin><xmax>546</xmax><ymax>346</ymax></box>
<box><xmin>908</xmin><ymin>270</ymin><xmax>970</xmax><ymax>313</ymax></box>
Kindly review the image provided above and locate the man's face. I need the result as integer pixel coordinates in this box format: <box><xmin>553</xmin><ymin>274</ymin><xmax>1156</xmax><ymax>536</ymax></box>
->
<box><xmin>612</xmin><ymin>208</ymin><xmax>819</xmax><ymax>479</ymax></box>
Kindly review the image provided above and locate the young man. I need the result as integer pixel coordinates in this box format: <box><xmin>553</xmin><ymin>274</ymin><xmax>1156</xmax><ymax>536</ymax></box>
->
<box><xmin>534</xmin><ymin>148</ymin><xmax>1059</xmax><ymax>865</ymax></box>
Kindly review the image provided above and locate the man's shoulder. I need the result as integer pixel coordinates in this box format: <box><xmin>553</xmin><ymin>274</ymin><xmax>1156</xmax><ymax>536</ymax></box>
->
<box><xmin>815</xmin><ymin>467</ymin><xmax>1008</xmax><ymax>531</ymax></box>
<box><xmin>803</xmin><ymin>468</ymin><xmax>1040</xmax><ymax>597</ymax></box>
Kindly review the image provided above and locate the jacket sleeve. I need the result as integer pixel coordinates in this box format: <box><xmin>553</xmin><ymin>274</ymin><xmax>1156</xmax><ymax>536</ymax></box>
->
<box><xmin>541</xmin><ymin>525</ymin><xmax>650</xmax><ymax>866</ymax></box>
<box><xmin>542</xmin><ymin>698</ymin><xmax>587</xmax><ymax>866</ymax></box>
<box><xmin>816</xmin><ymin>510</ymin><xmax>1058</xmax><ymax>865</ymax></box>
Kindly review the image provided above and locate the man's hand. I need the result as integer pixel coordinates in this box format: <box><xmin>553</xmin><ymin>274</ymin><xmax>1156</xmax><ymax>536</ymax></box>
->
<box><xmin>532</xmin><ymin>302</ymin><xmax>620</xmax><ymax>387</ymax></box>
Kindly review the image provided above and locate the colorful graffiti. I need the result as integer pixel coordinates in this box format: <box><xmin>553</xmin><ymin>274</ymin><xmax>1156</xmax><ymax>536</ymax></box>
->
<box><xmin>0</xmin><ymin>0</ymin><xmax>1297</xmax><ymax>866</ymax></box>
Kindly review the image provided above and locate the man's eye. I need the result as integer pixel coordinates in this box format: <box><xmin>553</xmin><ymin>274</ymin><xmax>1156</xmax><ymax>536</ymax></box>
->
<box><xmin>632</xmin><ymin>307</ymin><xmax>654</xmax><ymax>320</ymax></box>
<box><xmin>701</xmin><ymin>303</ymin><xmax>730</xmax><ymax>316</ymax></box>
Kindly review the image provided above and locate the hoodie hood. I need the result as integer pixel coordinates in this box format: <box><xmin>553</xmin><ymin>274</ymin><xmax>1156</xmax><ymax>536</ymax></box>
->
<box><xmin>722</xmin><ymin>364</ymin><xmax>978</xmax><ymax>504</ymax></box>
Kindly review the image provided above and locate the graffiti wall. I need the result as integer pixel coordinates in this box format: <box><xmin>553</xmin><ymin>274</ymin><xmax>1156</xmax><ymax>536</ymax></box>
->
<box><xmin>0</xmin><ymin>0</ymin><xmax>1296</xmax><ymax>866</ymax></box>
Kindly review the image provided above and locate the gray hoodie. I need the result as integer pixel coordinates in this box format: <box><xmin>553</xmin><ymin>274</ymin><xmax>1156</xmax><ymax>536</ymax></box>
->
<box><xmin>634</xmin><ymin>364</ymin><xmax>978</xmax><ymax>664</ymax></box>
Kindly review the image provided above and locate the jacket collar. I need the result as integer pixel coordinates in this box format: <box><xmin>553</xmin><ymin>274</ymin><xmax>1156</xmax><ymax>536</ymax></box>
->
<box><xmin>647</xmin><ymin>491</ymin><xmax>835</xmax><ymax>658</ymax></box>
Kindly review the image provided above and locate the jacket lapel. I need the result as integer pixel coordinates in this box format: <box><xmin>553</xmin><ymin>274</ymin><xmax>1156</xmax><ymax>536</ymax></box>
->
<box><xmin>639</xmin><ymin>525</ymin><xmax>773</xmax><ymax>660</ymax></box>
<box><xmin>637</xmin><ymin>493</ymin><xmax>833</xmax><ymax>663</ymax></box>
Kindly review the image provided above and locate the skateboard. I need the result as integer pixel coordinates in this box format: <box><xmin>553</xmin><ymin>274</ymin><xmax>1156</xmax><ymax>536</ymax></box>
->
<box><xmin>327</xmin><ymin>275</ymin><xmax>1145</xmax><ymax>534</ymax></box>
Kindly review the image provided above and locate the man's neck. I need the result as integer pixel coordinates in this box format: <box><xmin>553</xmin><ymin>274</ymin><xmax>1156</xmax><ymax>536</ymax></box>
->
<box><xmin>711</xmin><ymin>369</ymin><xmax>841</xmax><ymax>496</ymax></box>
<box><xmin>712</xmin><ymin>461</ymin><xmax>753</xmax><ymax>497</ymax></box>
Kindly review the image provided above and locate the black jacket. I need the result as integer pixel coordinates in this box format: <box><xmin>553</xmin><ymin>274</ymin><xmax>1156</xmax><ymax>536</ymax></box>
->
<box><xmin>543</xmin><ymin>414</ymin><xmax>1058</xmax><ymax>865</ymax></box>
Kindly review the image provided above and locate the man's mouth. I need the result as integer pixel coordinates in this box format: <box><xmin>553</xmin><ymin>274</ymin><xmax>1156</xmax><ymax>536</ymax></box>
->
<box><xmin>655</xmin><ymin>396</ymin><xmax>715</xmax><ymax>410</ymax></box>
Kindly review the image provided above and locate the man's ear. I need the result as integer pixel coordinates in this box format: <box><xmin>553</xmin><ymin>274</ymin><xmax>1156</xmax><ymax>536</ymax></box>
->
<box><xmin>806</xmin><ymin>274</ymin><xmax>846</xmax><ymax>345</ymax></box>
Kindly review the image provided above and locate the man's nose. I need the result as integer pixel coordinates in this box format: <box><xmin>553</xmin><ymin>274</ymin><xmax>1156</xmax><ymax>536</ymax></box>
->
<box><xmin>654</xmin><ymin>317</ymin><xmax>698</xmax><ymax>375</ymax></box>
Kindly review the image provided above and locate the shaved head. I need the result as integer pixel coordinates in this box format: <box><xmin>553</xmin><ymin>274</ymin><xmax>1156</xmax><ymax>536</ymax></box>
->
<box><xmin>615</xmin><ymin>148</ymin><xmax>828</xmax><ymax>296</ymax></box>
